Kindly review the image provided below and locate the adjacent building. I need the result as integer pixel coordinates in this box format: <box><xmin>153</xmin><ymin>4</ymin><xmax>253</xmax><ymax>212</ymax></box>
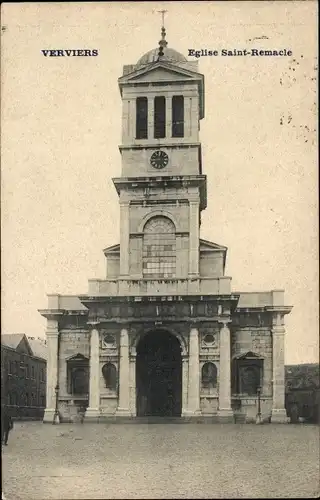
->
<box><xmin>1</xmin><ymin>333</ymin><xmax>47</xmax><ymax>419</ymax></box>
<box><xmin>39</xmin><ymin>27</ymin><xmax>292</xmax><ymax>424</ymax></box>
<box><xmin>285</xmin><ymin>363</ymin><xmax>320</xmax><ymax>423</ymax></box>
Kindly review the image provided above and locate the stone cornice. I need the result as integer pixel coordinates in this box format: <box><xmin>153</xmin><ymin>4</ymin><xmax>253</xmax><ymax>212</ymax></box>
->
<box><xmin>38</xmin><ymin>309</ymin><xmax>65</xmax><ymax>320</ymax></box>
<box><xmin>113</xmin><ymin>174</ymin><xmax>207</xmax><ymax>210</ymax></box>
<box><xmin>118</xmin><ymin>142</ymin><xmax>201</xmax><ymax>151</ymax></box>
<box><xmin>235</xmin><ymin>306</ymin><xmax>292</xmax><ymax>314</ymax></box>
<box><xmin>265</xmin><ymin>306</ymin><xmax>293</xmax><ymax>315</ymax></box>
<box><xmin>79</xmin><ymin>293</ymin><xmax>239</xmax><ymax>305</ymax></box>
<box><xmin>112</xmin><ymin>174</ymin><xmax>206</xmax><ymax>191</ymax></box>
<box><xmin>38</xmin><ymin>309</ymin><xmax>88</xmax><ymax>320</ymax></box>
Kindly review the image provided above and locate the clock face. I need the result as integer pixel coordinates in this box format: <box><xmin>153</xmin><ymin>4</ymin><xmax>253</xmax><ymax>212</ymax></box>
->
<box><xmin>150</xmin><ymin>150</ymin><xmax>169</xmax><ymax>169</ymax></box>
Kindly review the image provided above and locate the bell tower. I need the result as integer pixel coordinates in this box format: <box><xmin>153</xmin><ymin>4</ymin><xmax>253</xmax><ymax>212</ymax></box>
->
<box><xmin>110</xmin><ymin>24</ymin><xmax>207</xmax><ymax>285</ymax></box>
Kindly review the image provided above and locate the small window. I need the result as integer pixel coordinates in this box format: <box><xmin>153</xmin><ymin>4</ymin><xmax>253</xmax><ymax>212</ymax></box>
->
<box><xmin>25</xmin><ymin>364</ymin><xmax>30</xmax><ymax>378</ymax></box>
<box><xmin>172</xmin><ymin>96</ymin><xmax>184</xmax><ymax>137</ymax></box>
<box><xmin>31</xmin><ymin>366</ymin><xmax>35</xmax><ymax>379</ymax></box>
<box><xmin>203</xmin><ymin>334</ymin><xmax>215</xmax><ymax>346</ymax></box>
<box><xmin>201</xmin><ymin>362</ymin><xmax>217</xmax><ymax>389</ymax></box>
<box><xmin>136</xmin><ymin>97</ymin><xmax>148</xmax><ymax>139</ymax></box>
<box><xmin>154</xmin><ymin>96</ymin><xmax>166</xmax><ymax>139</ymax></box>
<box><xmin>102</xmin><ymin>334</ymin><xmax>116</xmax><ymax>349</ymax></box>
<box><xmin>102</xmin><ymin>363</ymin><xmax>117</xmax><ymax>391</ymax></box>
<box><xmin>40</xmin><ymin>368</ymin><xmax>45</xmax><ymax>382</ymax></box>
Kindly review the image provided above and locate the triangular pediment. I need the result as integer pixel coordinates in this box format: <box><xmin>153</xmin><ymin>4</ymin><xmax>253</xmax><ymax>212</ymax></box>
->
<box><xmin>103</xmin><ymin>243</ymin><xmax>120</xmax><ymax>256</ymax></box>
<box><xmin>199</xmin><ymin>239</ymin><xmax>228</xmax><ymax>252</ymax></box>
<box><xmin>234</xmin><ymin>351</ymin><xmax>264</xmax><ymax>360</ymax></box>
<box><xmin>66</xmin><ymin>353</ymin><xmax>89</xmax><ymax>362</ymax></box>
<box><xmin>119</xmin><ymin>61</ymin><xmax>203</xmax><ymax>85</ymax></box>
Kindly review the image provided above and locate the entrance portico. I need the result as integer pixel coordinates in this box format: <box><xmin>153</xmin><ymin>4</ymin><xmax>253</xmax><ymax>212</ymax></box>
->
<box><xmin>136</xmin><ymin>329</ymin><xmax>182</xmax><ymax>417</ymax></box>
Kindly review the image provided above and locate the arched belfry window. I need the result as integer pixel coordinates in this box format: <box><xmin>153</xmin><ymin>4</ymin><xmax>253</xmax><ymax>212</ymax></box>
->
<box><xmin>172</xmin><ymin>96</ymin><xmax>184</xmax><ymax>137</ymax></box>
<box><xmin>142</xmin><ymin>216</ymin><xmax>176</xmax><ymax>278</ymax></box>
<box><xmin>154</xmin><ymin>96</ymin><xmax>166</xmax><ymax>139</ymax></box>
<box><xmin>136</xmin><ymin>97</ymin><xmax>148</xmax><ymax>139</ymax></box>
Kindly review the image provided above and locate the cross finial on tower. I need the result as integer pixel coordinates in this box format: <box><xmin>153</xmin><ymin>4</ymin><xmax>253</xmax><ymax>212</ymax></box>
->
<box><xmin>157</xmin><ymin>9</ymin><xmax>168</xmax><ymax>58</ymax></box>
<box><xmin>158</xmin><ymin>9</ymin><xmax>167</xmax><ymax>28</ymax></box>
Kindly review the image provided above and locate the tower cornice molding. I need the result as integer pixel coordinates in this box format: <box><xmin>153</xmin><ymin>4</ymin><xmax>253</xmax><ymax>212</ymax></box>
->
<box><xmin>112</xmin><ymin>175</ymin><xmax>207</xmax><ymax>209</ymax></box>
<box><xmin>119</xmin><ymin>142</ymin><xmax>201</xmax><ymax>151</ymax></box>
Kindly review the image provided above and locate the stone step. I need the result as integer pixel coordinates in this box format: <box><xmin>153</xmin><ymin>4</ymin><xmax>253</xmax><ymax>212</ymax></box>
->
<box><xmin>94</xmin><ymin>415</ymin><xmax>222</xmax><ymax>424</ymax></box>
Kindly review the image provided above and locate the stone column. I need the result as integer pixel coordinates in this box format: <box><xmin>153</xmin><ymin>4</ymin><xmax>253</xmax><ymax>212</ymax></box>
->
<box><xmin>85</xmin><ymin>326</ymin><xmax>100</xmax><ymax>420</ymax></box>
<box><xmin>119</xmin><ymin>201</ymin><xmax>130</xmax><ymax>277</ymax></box>
<box><xmin>188</xmin><ymin>200</ymin><xmax>200</xmax><ymax>276</ymax></box>
<box><xmin>271</xmin><ymin>313</ymin><xmax>288</xmax><ymax>423</ymax></box>
<box><xmin>181</xmin><ymin>356</ymin><xmax>189</xmax><ymax>416</ymax></box>
<box><xmin>184</xmin><ymin>326</ymin><xmax>200</xmax><ymax>416</ymax></box>
<box><xmin>129</xmin><ymin>347</ymin><xmax>137</xmax><ymax>417</ymax></box>
<box><xmin>43</xmin><ymin>320</ymin><xmax>59</xmax><ymax>423</ymax></box>
<box><xmin>218</xmin><ymin>321</ymin><xmax>233</xmax><ymax>421</ymax></box>
<box><xmin>116</xmin><ymin>328</ymin><xmax>130</xmax><ymax>416</ymax></box>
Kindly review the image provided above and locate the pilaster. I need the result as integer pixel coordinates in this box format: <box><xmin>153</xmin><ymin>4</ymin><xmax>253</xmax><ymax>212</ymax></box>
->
<box><xmin>129</xmin><ymin>350</ymin><xmax>137</xmax><ymax>417</ymax></box>
<box><xmin>116</xmin><ymin>327</ymin><xmax>131</xmax><ymax>416</ymax></box>
<box><xmin>148</xmin><ymin>96</ymin><xmax>154</xmax><ymax>140</ymax></box>
<box><xmin>188</xmin><ymin>200</ymin><xmax>200</xmax><ymax>276</ymax></box>
<box><xmin>271</xmin><ymin>313</ymin><xmax>288</xmax><ymax>423</ymax></box>
<box><xmin>183</xmin><ymin>326</ymin><xmax>201</xmax><ymax>416</ymax></box>
<box><xmin>85</xmin><ymin>324</ymin><xmax>101</xmax><ymax>420</ymax></box>
<box><xmin>43</xmin><ymin>320</ymin><xmax>60</xmax><ymax>423</ymax></box>
<box><xmin>181</xmin><ymin>356</ymin><xmax>189</xmax><ymax>415</ymax></box>
<box><xmin>119</xmin><ymin>201</ymin><xmax>130</xmax><ymax>277</ymax></box>
<box><xmin>166</xmin><ymin>96</ymin><xmax>172</xmax><ymax>139</ymax></box>
<box><xmin>217</xmin><ymin>320</ymin><xmax>233</xmax><ymax>422</ymax></box>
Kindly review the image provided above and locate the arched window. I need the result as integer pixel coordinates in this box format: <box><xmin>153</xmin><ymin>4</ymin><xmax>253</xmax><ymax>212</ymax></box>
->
<box><xmin>142</xmin><ymin>216</ymin><xmax>176</xmax><ymax>278</ymax></box>
<box><xmin>201</xmin><ymin>362</ymin><xmax>217</xmax><ymax>389</ymax></box>
<box><xmin>102</xmin><ymin>363</ymin><xmax>117</xmax><ymax>390</ymax></box>
<box><xmin>172</xmin><ymin>96</ymin><xmax>184</xmax><ymax>137</ymax></box>
<box><xmin>154</xmin><ymin>96</ymin><xmax>166</xmax><ymax>138</ymax></box>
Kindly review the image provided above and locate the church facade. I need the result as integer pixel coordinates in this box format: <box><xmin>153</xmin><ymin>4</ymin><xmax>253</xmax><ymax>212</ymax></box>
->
<box><xmin>40</xmin><ymin>31</ymin><xmax>292</xmax><ymax>424</ymax></box>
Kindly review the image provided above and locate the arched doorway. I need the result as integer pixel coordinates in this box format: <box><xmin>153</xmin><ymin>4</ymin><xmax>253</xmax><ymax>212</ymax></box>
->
<box><xmin>136</xmin><ymin>330</ymin><xmax>182</xmax><ymax>417</ymax></box>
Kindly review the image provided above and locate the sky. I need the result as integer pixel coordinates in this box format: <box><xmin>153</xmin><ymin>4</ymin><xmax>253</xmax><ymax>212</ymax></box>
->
<box><xmin>1</xmin><ymin>1</ymin><xmax>318</xmax><ymax>365</ymax></box>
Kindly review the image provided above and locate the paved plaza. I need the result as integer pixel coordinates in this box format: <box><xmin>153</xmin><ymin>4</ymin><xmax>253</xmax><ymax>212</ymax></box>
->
<box><xmin>2</xmin><ymin>422</ymin><xmax>319</xmax><ymax>499</ymax></box>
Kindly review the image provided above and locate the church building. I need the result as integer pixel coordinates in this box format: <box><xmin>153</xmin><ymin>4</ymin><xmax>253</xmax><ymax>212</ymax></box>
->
<box><xmin>40</xmin><ymin>26</ymin><xmax>292</xmax><ymax>424</ymax></box>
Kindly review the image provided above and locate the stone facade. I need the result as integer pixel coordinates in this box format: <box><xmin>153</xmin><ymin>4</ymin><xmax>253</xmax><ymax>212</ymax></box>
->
<box><xmin>39</xmin><ymin>37</ymin><xmax>292</xmax><ymax>424</ymax></box>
